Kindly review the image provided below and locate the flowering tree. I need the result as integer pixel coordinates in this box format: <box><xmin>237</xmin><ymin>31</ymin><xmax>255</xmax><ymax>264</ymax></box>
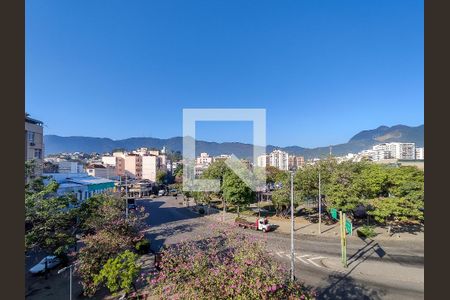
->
<box><xmin>76</xmin><ymin>195</ymin><xmax>148</xmax><ymax>296</ymax></box>
<box><xmin>149</xmin><ymin>227</ymin><xmax>315</xmax><ymax>299</ymax></box>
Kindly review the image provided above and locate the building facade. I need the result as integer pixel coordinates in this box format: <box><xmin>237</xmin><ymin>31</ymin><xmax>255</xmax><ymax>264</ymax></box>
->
<box><xmin>415</xmin><ymin>147</ymin><xmax>424</xmax><ymax>160</ymax></box>
<box><xmin>25</xmin><ymin>115</ymin><xmax>44</xmax><ymax>177</ymax></box>
<box><xmin>269</xmin><ymin>150</ymin><xmax>289</xmax><ymax>171</ymax></box>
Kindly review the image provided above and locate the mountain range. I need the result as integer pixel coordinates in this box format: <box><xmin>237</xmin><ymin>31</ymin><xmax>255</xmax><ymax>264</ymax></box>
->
<box><xmin>44</xmin><ymin>124</ymin><xmax>424</xmax><ymax>159</ymax></box>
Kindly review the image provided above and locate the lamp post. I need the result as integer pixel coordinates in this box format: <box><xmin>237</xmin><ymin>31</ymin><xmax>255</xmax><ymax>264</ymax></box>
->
<box><xmin>290</xmin><ymin>171</ymin><xmax>295</xmax><ymax>282</ymax></box>
<box><xmin>318</xmin><ymin>169</ymin><xmax>321</xmax><ymax>234</ymax></box>
<box><xmin>58</xmin><ymin>263</ymin><xmax>76</xmax><ymax>300</ymax></box>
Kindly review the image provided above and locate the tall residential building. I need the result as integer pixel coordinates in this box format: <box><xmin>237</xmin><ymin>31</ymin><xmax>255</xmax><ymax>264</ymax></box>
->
<box><xmin>415</xmin><ymin>147</ymin><xmax>424</xmax><ymax>160</ymax></box>
<box><xmin>257</xmin><ymin>154</ymin><xmax>270</xmax><ymax>168</ymax></box>
<box><xmin>124</xmin><ymin>154</ymin><xmax>143</xmax><ymax>179</ymax></box>
<box><xmin>25</xmin><ymin>114</ymin><xmax>44</xmax><ymax>177</ymax></box>
<box><xmin>142</xmin><ymin>155</ymin><xmax>160</xmax><ymax>182</ymax></box>
<box><xmin>269</xmin><ymin>150</ymin><xmax>289</xmax><ymax>171</ymax></box>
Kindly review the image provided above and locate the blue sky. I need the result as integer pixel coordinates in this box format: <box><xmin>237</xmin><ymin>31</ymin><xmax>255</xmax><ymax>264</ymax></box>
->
<box><xmin>25</xmin><ymin>0</ymin><xmax>423</xmax><ymax>148</ymax></box>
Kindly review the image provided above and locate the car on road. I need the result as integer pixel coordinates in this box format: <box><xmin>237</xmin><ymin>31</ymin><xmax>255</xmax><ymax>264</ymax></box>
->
<box><xmin>158</xmin><ymin>189</ymin><xmax>166</xmax><ymax>196</ymax></box>
<box><xmin>29</xmin><ymin>256</ymin><xmax>61</xmax><ymax>274</ymax></box>
<box><xmin>169</xmin><ymin>189</ymin><xmax>178</xmax><ymax>196</ymax></box>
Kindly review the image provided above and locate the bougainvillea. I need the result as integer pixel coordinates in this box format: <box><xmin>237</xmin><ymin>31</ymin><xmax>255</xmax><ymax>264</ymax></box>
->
<box><xmin>148</xmin><ymin>226</ymin><xmax>315</xmax><ymax>299</ymax></box>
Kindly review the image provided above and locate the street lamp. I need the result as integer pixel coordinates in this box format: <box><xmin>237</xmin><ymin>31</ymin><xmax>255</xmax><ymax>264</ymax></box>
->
<box><xmin>290</xmin><ymin>171</ymin><xmax>295</xmax><ymax>282</ymax></box>
<box><xmin>318</xmin><ymin>169</ymin><xmax>321</xmax><ymax>234</ymax></box>
<box><xmin>57</xmin><ymin>263</ymin><xmax>76</xmax><ymax>300</ymax></box>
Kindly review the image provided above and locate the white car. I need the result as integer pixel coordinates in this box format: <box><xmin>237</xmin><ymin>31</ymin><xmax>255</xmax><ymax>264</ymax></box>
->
<box><xmin>29</xmin><ymin>256</ymin><xmax>61</xmax><ymax>274</ymax></box>
<box><xmin>158</xmin><ymin>190</ymin><xmax>165</xmax><ymax>196</ymax></box>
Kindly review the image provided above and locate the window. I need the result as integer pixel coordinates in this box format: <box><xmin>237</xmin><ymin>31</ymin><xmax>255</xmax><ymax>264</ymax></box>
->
<box><xmin>34</xmin><ymin>149</ymin><xmax>42</xmax><ymax>159</ymax></box>
<box><xmin>27</xmin><ymin>131</ymin><xmax>35</xmax><ymax>143</ymax></box>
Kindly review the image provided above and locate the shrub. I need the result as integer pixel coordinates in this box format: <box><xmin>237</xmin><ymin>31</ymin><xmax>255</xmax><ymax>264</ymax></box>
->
<box><xmin>135</xmin><ymin>239</ymin><xmax>151</xmax><ymax>255</ymax></box>
<box><xmin>148</xmin><ymin>226</ymin><xmax>315</xmax><ymax>299</ymax></box>
<box><xmin>357</xmin><ymin>225</ymin><xmax>377</xmax><ymax>238</ymax></box>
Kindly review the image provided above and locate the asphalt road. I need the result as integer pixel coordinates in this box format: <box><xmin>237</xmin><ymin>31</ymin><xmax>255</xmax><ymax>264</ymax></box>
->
<box><xmin>139</xmin><ymin>196</ymin><xmax>424</xmax><ymax>300</ymax></box>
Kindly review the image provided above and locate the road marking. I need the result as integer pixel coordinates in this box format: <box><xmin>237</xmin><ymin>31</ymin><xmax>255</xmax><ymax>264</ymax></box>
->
<box><xmin>271</xmin><ymin>250</ymin><xmax>326</xmax><ymax>268</ymax></box>
<box><xmin>307</xmin><ymin>256</ymin><xmax>326</xmax><ymax>268</ymax></box>
<box><xmin>296</xmin><ymin>255</ymin><xmax>310</xmax><ymax>264</ymax></box>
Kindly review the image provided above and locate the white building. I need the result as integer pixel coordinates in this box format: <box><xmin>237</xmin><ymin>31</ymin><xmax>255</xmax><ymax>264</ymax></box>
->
<box><xmin>196</xmin><ymin>152</ymin><xmax>213</xmax><ymax>166</ymax></box>
<box><xmin>371</xmin><ymin>142</ymin><xmax>416</xmax><ymax>160</ymax></box>
<box><xmin>257</xmin><ymin>154</ymin><xmax>269</xmax><ymax>168</ymax></box>
<box><xmin>415</xmin><ymin>147</ymin><xmax>424</xmax><ymax>160</ymax></box>
<box><xmin>58</xmin><ymin>161</ymin><xmax>85</xmax><ymax>174</ymax></box>
<box><xmin>86</xmin><ymin>164</ymin><xmax>116</xmax><ymax>179</ymax></box>
<box><xmin>142</xmin><ymin>155</ymin><xmax>160</xmax><ymax>182</ymax></box>
<box><xmin>269</xmin><ymin>150</ymin><xmax>289</xmax><ymax>171</ymax></box>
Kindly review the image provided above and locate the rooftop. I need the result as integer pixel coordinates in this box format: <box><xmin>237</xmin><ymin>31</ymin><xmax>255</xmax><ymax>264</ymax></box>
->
<box><xmin>25</xmin><ymin>114</ymin><xmax>43</xmax><ymax>126</ymax></box>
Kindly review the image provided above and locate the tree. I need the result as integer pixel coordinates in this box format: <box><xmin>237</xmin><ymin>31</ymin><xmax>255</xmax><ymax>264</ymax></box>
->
<box><xmin>25</xmin><ymin>179</ymin><xmax>78</xmax><ymax>256</ymax></box>
<box><xmin>222</xmin><ymin>171</ymin><xmax>254</xmax><ymax>217</ymax></box>
<box><xmin>94</xmin><ymin>250</ymin><xmax>141</xmax><ymax>296</ymax></box>
<box><xmin>75</xmin><ymin>195</ymin><xmax>148</xmax><ymax>296</ymax></box>
<box><xmin>156</xmin><ymin>170</ymin><xmax>167</xmax><ymax>185</ymax></box>
<box><xmin>149</xmin><ymin>227</ymin><xmax>314</xmax><ymax>299</ymax></box>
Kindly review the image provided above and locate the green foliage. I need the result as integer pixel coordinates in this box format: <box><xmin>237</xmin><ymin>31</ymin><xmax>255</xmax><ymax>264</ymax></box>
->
<box><xmin>135</xmin><ymin>239</ymin><xmax>151</xmax><ymax>255</ymax></box>
<box><xmin>25</xmin><ymin>177</ymin><xmax>78</xmax><ymax>256</ymax></box>
<box><xmin>94</xmin><ymin>250</ymin><xmax>140</xmax><ymax>296</ymax></box>
<box><xmin>357</xmin><ymin>225</ymin><xmax>377</xmax><ymax>238</ymax></box>
<box><xmin>222</xmin><ymin>170</ymin><xmax>254</xmax><ymax>215</ymax></box>
<box><xmin>75</xmin><ymin>194</ymin><xmax>148</xmax><ymax>296</ymax></box>
<box><xmin>294</xmin><ymin>159</ymin><xmax>424</xmax><ymax>224</ymax></box>
<box><xmin>156</xmin><ymin>170</ymin><xmax>167</xmax><ymax>184</ymax></box>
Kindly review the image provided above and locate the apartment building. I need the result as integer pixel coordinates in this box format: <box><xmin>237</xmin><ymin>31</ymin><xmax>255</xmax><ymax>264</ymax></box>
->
<box><xmin>257</xmin><ymin>154</ymin><xmax>270</xmax><ymax>168</ymax></box>
<box><xmin>142</xmin><ymin>155</ymin><xmax>160</xmax><ymax>182</ymax></box>
<box><xmin>102</xmin><ymin>155</ymin><xmax>125</xmax><ymax>176</ymax></box>
<box><xmin>124</xmin><ymin>154</ymin><xmax>143</xmax><ymax>179</ymax></box>
<box><xmin>415</xmin><ymin>147</ymin><xmax>424</xmax><ymax>160</ymax></box>
<box><xmin>269</xmin><ymin>150</ymin><xmax>289</xmax><ymax>171</ymax></box>
<box><xmin>25</xmin><ymin>114</ymin><xmax>45</xmax><ymax>178</ymax></box>
<box><xmin>288</xmin><ymin>155</ymin><xmax>305</xmax><ymax>170</ymax></box>
<box><xmin>196</xmin><ymin>152</ymin><xmax>213</xmax><ymax>166</ymax></box>
<box><xmin>372</xmin><ymin>143</ymin><xmax>416</xmax><ymax>160</ymax></box>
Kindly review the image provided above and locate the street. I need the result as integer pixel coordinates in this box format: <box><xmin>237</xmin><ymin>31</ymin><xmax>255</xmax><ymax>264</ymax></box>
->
<box><xmin>140</xmin><ymin>196</ymin><xmax>424</xmax><ymax>300</ymax></box>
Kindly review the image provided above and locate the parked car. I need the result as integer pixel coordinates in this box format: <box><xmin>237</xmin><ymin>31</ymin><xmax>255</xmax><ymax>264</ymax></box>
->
<box><xmin>158</xmin><ymin>190</ymin><xmax>166</xmax><ymax>196</ymax></box>
<box><xmin>29</xmin><ymin>256</ymin><xmax>61</xmax><ymax>274</ymax></box>
<box><xmin>169</xmin><ymin>189</ymin><xmax>178</xmax><ymax>196</ymax></box>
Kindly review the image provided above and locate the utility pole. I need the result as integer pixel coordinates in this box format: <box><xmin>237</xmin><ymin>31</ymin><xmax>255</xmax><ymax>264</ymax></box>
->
<box><xmin>318</xmin><ymin>169</ymin><xmax>321</xmax><ymax>234</ymax></box>
<box><xmin>290</xmin><ymin>171</ymin><xmax>295</xmax><ymax>282</ymax></box>
<box><xmin>58</xmin><ymin>264</ymin><xmax>75</xmax><ymax>300</ymax></box>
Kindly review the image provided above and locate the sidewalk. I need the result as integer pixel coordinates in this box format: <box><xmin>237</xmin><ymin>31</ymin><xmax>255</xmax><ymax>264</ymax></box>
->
<box><xmin>192</xmin><ymin>203</ymin><xmax>424</xmax><ymax>243</ymax></box>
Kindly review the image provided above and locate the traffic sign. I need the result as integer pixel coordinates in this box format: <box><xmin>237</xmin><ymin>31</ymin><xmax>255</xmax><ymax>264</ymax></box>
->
<box><xmin>345</xmin><ymin>219</ymin><xmax>352</xmax><ymax>235</ymax></box>
<box><xmin>330</xmin><ymin>208</ymin><xmax>338</xmax><ymax>220</ymax></box>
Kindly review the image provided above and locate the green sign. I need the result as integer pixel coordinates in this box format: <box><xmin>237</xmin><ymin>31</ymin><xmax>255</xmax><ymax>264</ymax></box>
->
<box><xmin>330</xmin><ymin>208</ymin><xmax>338</xmax><ymax>220</ymax></box>
<box><xmin>345</xmin><ymin>219</ymin><xmax>352</xmax><ymax>235</ymax></box>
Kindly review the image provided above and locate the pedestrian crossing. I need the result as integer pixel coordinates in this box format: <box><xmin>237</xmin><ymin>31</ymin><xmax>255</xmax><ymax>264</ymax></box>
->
<box><xmin>273</xmin><ymin>251</ymin><xmax>327</xmax><ymax>268</ymax></box>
